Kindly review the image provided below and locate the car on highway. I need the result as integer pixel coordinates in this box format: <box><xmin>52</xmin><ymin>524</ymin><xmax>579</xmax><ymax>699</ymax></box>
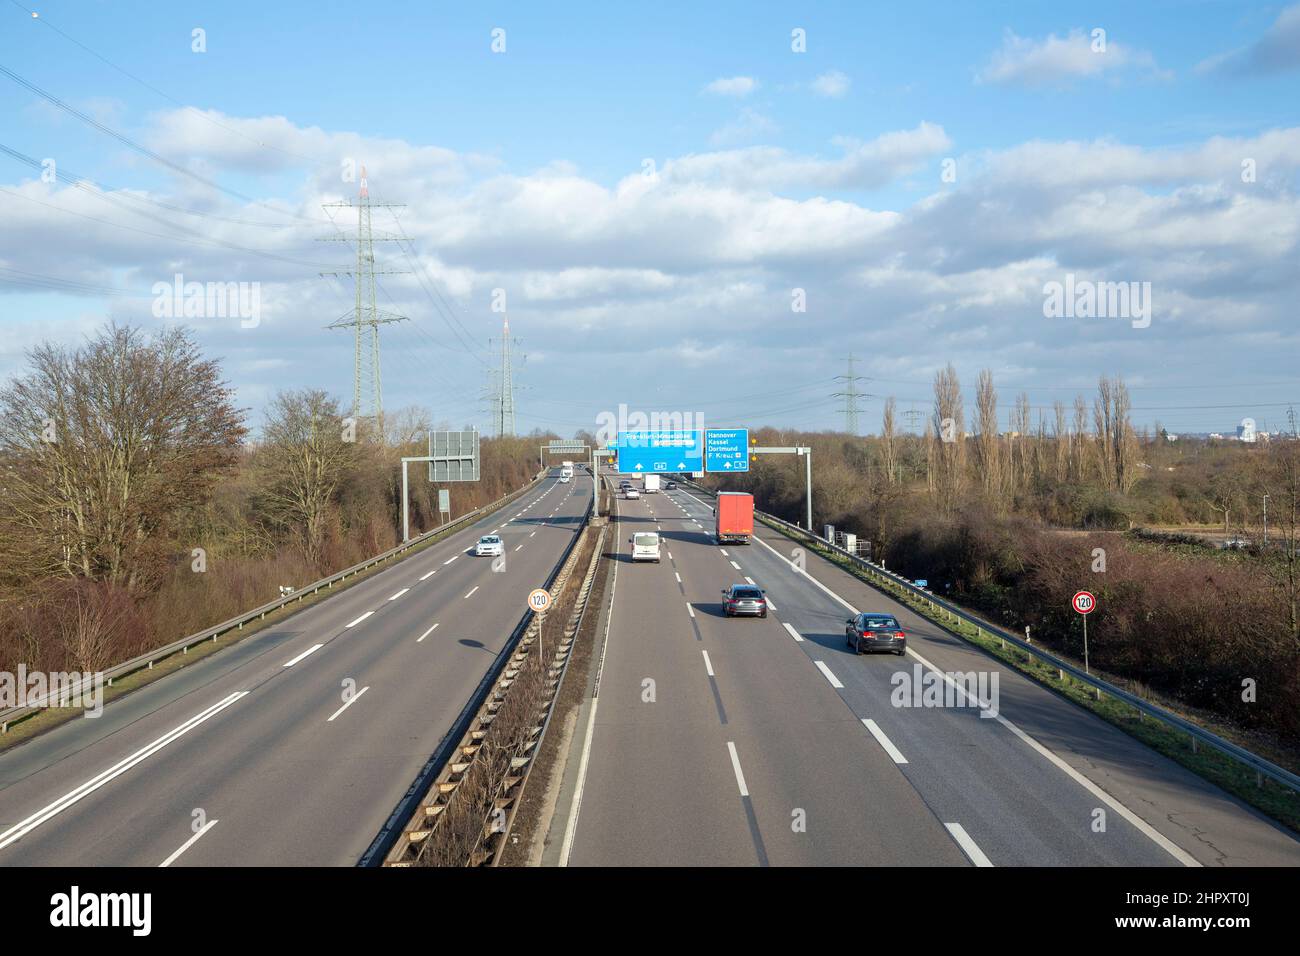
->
<box><xmin>845</xmin><ymin>613</ymin><xmax>907</xmax><ymax>655</ymax></box>
<box><xmin>625</xmin><ymin>487</ymin><xmax>640</xmax><ymax>499</ymax></box>
<box><xmin>618</xmin><ymin>480</ymin><xmax>633</xmax><ymax>491</ymax></box>
<box><xmin>475</xmin><ymin>534</ymin><xmax>505</xmax><ymax>557</ymax></box>
<box><xmin>559</xmin><ymin>474</ymin><xmax>571</xmax><ymax>483</ymax></box>
<box><xmin>664</xmin><ymin>480</ymin><xmax>677</xmax><ymax>490</ymax></box>
<box><xmin>721</xmin><ymin>584</ymin><xmax>768</xmax><ymax>618</ymax></box>
<box><xmin>630</xmin><ymin>531</ymin><xmax>661</xmax><ymax>562</ymax></box>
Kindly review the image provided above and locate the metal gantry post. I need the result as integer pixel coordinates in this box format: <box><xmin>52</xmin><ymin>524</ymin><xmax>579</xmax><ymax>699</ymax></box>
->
<box><xmin>402</xmin><ymin>458</ymin><xmax>410</xmax><ymax>543</ymax></box>
<box><xmin>804</xmin><ymin>446</ymin><xmax>812</xmax><ymax>531</ymax></box>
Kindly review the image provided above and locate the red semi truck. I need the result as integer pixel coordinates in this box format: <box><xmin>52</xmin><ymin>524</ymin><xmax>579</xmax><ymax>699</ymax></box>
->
<box><xmin>714</xmin><ymin>492</ymin><xmax>754</xmax><ymax>544</ymax></box>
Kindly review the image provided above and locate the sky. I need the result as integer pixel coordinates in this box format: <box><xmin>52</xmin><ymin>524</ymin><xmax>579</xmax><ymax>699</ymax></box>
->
<box><xmin>1</xmin><ymin>0</ymin><xmax>1299</xmax><ymax>438</ymax></box>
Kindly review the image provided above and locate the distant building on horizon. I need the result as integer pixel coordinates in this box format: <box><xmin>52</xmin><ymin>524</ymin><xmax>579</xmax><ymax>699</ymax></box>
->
<box><xmin>1238</xmin><ymin>418</ymin><xmax>1258</xmax><ymax>443</ymax></box>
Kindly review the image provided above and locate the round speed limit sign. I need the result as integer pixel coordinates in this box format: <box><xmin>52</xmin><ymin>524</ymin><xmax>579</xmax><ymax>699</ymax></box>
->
<box><xmin>527</xmin><ymin>588</ymin><xmax>551</xmax><ymax>613</ymax></box>
<box><xmin>1072</xmin><ymin>590</ymin><xmax>1096</xmax><ymax>615</ymax></box>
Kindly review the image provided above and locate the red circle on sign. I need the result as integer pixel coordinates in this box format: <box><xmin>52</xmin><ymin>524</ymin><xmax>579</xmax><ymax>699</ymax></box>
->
<box><xmin>1072</xmin><ymin>590</ymin><xmax>1096</xmax><ymax>615</ymax></box>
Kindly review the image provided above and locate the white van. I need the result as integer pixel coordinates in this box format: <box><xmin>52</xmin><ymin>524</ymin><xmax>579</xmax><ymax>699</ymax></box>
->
<box><xmin>630</xmin><ymin>531</ymin><xmax>661</xmax><ymax>563</ymax></box>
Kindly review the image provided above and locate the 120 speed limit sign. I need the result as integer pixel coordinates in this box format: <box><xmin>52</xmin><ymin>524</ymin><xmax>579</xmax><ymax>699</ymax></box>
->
<box><xmin>1072</xmin><ymin>590</ymin><xmax>1096</xmax><ymax>615</ymax></box>
<box><xmin>527</xmin><ymin>588</ymin><xmax>551</xmax><ymax>613</ymax></box>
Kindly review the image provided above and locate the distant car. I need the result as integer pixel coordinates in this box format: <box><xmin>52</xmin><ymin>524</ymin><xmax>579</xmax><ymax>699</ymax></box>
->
<box><xmin>845</xmin><ymin>613</ymin><xmax>906</xmax><ymax>655</ymax></box>
<box><xmin>721</xmin><ymin>584</ymin><xmax>768</xmax><ymax>618</ymax></box>
<box><xmin>625</xmin><ymin>488</ymin><xmax>640</xmax><ymax>499</ymax></box>
<box><xmin>665</xmin><ymin>481</ymin><xmax>678</xmax><ymax>490</ymax></box>
<box><xmin>619</xmin><ymin>480</ymin><xmax>633</xmax><ymax>490</ymax></box>
<box><xmin>1223</xmin><ymin>537</ymin><xmax>1251</xmax><ymax>550</ymax></box>
<box><xmin>559</xmin><ymin>475</ymin><xmax>571</xmax><ymax>483</ymax></box>
<box><xmin>475</xmin><ymin>535</ymin><xmax>504</xmax><ymax>557</ymax></box>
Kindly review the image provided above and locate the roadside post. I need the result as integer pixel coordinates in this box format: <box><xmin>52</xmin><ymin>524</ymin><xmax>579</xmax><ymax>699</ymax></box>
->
<box><xmin>1072</xmin><ymin>590</ymin><xmax>1097</xmax><ymax>674</ymax></box>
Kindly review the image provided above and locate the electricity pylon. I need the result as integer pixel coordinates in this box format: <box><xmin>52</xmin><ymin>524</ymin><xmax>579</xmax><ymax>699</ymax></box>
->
<box><xmin>832</xmin><ymin>353</ymin><xmax>870</xmax><ymax>435</ymax></box>
<box><xmin>320</xmin><ymin>165</ymin><xmax>408</xmax><ymax>433</ymax></box>
<box><xmin>484</xmin><ymin>316</ymin><xmax>523</xmax><ymax>436</ymax></box>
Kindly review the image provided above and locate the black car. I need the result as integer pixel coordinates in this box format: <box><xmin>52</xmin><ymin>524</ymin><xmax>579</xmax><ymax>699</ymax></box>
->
<box><xmin>721</xmin><ymin>584</ymin><xmax>768</xmax><ymax>618</ymax></box>
<box><xmin>845</xmin><ymin>613</ymin><xmax>907</xmax><ymax>655</ymax></box>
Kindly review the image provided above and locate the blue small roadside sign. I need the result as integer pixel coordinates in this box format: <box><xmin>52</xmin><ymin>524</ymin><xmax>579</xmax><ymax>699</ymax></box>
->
<box><xmin>704</xmin><ymin>428</ymin><xmax>749</xmax><ymax>473</ymax></box>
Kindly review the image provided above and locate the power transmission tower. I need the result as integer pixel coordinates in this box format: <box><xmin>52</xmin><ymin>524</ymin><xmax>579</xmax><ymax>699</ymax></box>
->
<box><xmin>320</xmin><ymin>165</ymin><xmax>409</xmax><ymax>433</ymax></box>
<box><xmin>1288</xmin><ymin>405</ymin><xmax>1298</xmax><ymax>439</ymax></box>
<box><xmin>831</xmin><ymin>353</ymin><xmax>869</xmax><ymax>435</ymax></box>
<box><xmin>902</xmin><ymin>404</ymin><xmax>925</xmax><ymax>433</ymax></box>
<box><xmin>484</xmin><ymin>316</ymin><xmax>524</xmax><ymax>436</ymax></box>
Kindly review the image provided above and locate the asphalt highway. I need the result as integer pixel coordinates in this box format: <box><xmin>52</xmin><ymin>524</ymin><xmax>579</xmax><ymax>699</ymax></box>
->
<box><xmin>560</xmin><ymin>476</ymin><xmax>1300</xmax><ymax>866</ymax></box>
<box><xmin>0</xmin><ymin>471</ymin><xmax>592</xmax><ymax>866</ymax></box>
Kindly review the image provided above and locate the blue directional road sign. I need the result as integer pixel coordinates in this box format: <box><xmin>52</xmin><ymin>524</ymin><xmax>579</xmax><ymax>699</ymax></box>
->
<box><xmin>614</xmin><ymin>430</ymin><xmax>702</xmax><ymax>474</ymax></box>
<box><xmin>704</xmin><ymin>428</ymin><xmax>749</xmax><ymax>473</ymax></box>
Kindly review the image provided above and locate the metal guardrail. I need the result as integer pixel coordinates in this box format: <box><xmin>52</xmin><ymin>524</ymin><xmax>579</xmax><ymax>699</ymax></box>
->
<box><xmin>0</xmin><ymin>471</ymin><xmax>553</xmax><ymax>734</ymax></box>
<box><xmin>680</xmin><ymin>480</ymin><xmax>1300</xmax><ymax>795</ymax></box>
<box><xmin>376</xmin><ymin>488</ymin><xmax>594</xmax><ymax>866</ymax></box>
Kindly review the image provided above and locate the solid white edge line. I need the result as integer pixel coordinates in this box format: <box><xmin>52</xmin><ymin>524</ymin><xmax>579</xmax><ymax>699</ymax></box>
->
<box><xmin>814</xmin><ymin>660</ymin><xmax>844</xmax><ymax>688</ymax></box>
<box><xmin>283</xmin><ymin>643</ymin><xmax>324</xmax><ymax>666</ymax></box>
<box><xmin>863</xmin><ymin>718</ymin><xmax>908</xmax><ymax>764</ymax></box>
<box><xmin>945</xmin><ymin>822</ymin><xmax>993</xmax><ymax>867</ymax></box>
<box><xmin>702</xmin><ymin>650</ymin><xmax>715</xmax><ymax>677</ymax></box>
<box><xmin>388</xmin><ymin>588</ymin><xmax>409</xmax><ymax>601</ymax></box>
<box><xmin>327</xmin><ymin>685</ymin><xmax>370</xmax><ymax>722</ymax></box>
<box><xmin>0</xmin><ymin>692</ymin><xmax>247</xmax><ymax>850</ymax></box>
<box><xmin>750</xmin><ymin>518</ymin><xmax>1200</xmax><ymax>866</ymax></box>
<box><xmin>345</xmin><ymin>611</ymin><xmax>373</xmax><ymax>629</ymax></box>
<box><xmin>159</xmin><ymin>818</ymin><xmax>219</xmax><ymax>868</ymax></box>
<box><xmin>726</xmin><ymin>741</ymin><xmax>750</xmax><ymax>797</ymax></box>
<box><xmin>783</xmin><ymin>622</ymin><xmax>804</xmax><ymax>643</ymax></box>
<box><xmin>905</xmin><ymin>645</ymin><xmax>1200</xmax><ymax>867</ymax></box>
<box><xmin>417</xmin><ymin>623</ymin><xmax>440</xmax><ymax>642</ymax></box>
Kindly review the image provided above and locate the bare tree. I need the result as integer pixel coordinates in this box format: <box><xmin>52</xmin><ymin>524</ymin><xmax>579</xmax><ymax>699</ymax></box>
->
<box><xmin>255</xmin><ymin>390</ymin><xmax>359</xmax><ymax>568</ymax></box>
<box><xmin>930</xmin><ymin>364</ymin><xmax>965</xmax><ymax>514</ymax></box>
<box><xmin>973</xmin><ymin>370</ymin><xmax>1002</xmax><ymax>501</ymax></box>
<box><xmin>0</xmin><ymin>322</ymin><xmax>245</xmax><ymax>592</ymax></box>
<box><xmin>880</xmin><ymin>397</ymin><xmax>898</xmax><ymax>485</ymax></box>
<box><xmin>1053</xmin><ymin>400</ymin><xmax>1068</xmax><ymax>482</ymax></box>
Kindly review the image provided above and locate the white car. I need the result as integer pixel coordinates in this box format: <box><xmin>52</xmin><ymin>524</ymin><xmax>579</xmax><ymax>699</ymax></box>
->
<box><xmin>559</xmin><ymin>475</ymin><xmax>571</xmax><ymax>483</ymax></box>
<box><xmin>630</xmin><ymin>532</ymin><xmax>661</xmax><ymax>562</ymax></box>
<box><xmin>625</xmin><ymin>488</ymin><xmax>640</xmax><ymax>499</ymax></box>
<box><xmin>475</xmin><ymin>535</ymin><xmax>504</xmax><ymax>557</ymax></box>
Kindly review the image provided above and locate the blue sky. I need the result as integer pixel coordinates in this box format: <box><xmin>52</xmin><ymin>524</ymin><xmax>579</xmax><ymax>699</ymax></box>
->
<box><xmin>2</xmin><ymin>0</ymin><xmax>1299</xmax><ymax>437</ymax></box>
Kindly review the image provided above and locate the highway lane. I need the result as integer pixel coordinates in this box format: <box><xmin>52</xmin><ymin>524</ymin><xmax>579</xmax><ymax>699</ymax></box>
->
<box><xmin>662</xmin><ymin>484</ymin><xmax>1300</xmax><ymax>867</ymax></box>
<box><xmin>0</xmin><ymin>471</ymin><xmax>591</xmax><ymax>866</ymax></box>
<box><xmin>565</xmin><ymin>480</ymin><xmax>968</xmax><ymax>866</ymax></box>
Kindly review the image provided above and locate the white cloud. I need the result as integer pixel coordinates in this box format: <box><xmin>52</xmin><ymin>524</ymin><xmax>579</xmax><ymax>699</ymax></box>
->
<box><xmin>670</xmin><ymin>121</ymin><xmax>951</xmax><ymax>190</ymax></box>
<box><xmin>977</xmin><ymin>28</ymin><xmax>1165</xmax><ymax>87</ymax></box>
<box><xmin>811</xmin><ymin>71</ymin><xmax>851</xmax><ymax>98</ymax></box>
<box><xmin>1198</xmin><ymin>4</ymin><xmax>1300</xmax><ymax>76</ymax></box>
<box><xmin>702</xmin><ymin>76</ymin><xmax>758</xmax><ymax>97</ymax></box>
<box><xmin>708</xmin><ymin>108</ymin><xmax>778</xmax><ymax>146</ymax></box>
<box><xmin>7</xmin><ymin>108</ymin><xmax>1300</xmax><ymax>433</ymax></box>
